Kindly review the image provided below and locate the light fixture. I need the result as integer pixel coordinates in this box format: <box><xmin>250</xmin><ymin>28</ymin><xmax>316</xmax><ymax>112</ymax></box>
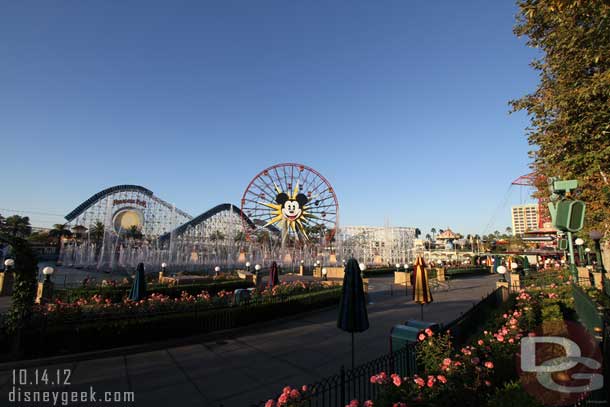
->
<box><xmin>511</xmin><ymin>262</ymin><xmax>518</xmax><ymax>270</ymax></box>
<box><xmin>214</xmin><ymin>266</ymin><xmax>221</xmax><ymax>274</ymax></box>
<box><xmin>497</xmin><ymin>266</ymin><xmax>507</xmax><ymax>274</ymax></box>
<box><xmin>42</xmin><ymin>266</ymin><xmax>55</xmax><ymax>275</ymax></box>
<box><xmin>254</xmin><ymin>264</ymin><xmax>261</xmax><ymax>271</ymax></box>
<box><xmin>575</xmin><ymin>238</ymin><xmax>585</xmax><ymax>246</ymax></box>
<box><xmin>585</xmin><ymin>248</ymin><xmax>591</xmax><ymax>253</ymax></box>
<box><xmin>359</xmin><ymin>263</ymin><xmax>366</xmax><ymax>271</ymax></box>
<box><xmin>161</xmin><ymin>262</ymin><xmax>167</xmax><ymax>269</ymax></box>
<box><xmin>4</xmin><ymin>259</ymin><xmax>15</xmax><ymax>268</ymax></box>
<box><xmin>245</xmin><ymin>261</ymin><xmax>251</xmax><ymax>267</ymax></box>
<box><xmin>403</xmin><ymin>264</ymin><xmax>408</xmax><ymax>270</ymax></box>
<box><xmin>589</xmin><ymin>231</ymin><xmax>603</xmax><ymax>241</ymax></box>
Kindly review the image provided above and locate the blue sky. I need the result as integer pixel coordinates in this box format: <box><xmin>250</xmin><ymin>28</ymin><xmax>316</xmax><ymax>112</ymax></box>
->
<box><xmin>0</xmin><ymin>1</ymin><xmax>538</xmax><ymax>235</ymax></box>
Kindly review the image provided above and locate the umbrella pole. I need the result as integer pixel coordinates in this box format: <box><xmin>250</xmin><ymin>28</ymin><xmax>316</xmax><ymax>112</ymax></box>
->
<box><xmin>420</xmin><ymin>304</ymin><xmax>424</xmax><ymax>320</ymax></box>
<box><xmin>351</xmin><ymin>332</ymin><xmax>355</xmax><ymax>369</ymax></box>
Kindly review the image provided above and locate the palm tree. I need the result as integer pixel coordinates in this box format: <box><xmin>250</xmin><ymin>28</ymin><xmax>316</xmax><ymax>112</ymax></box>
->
<box><xmin>90</xmin><ymin>221</ymin><xmax>105</xmax><ymax>245</ymax></box>
<box><xmin>505</xmin><ymin>226</ymin><xmax>513</xmax><ymax>236</ymax></box>
<box><xmin>209</xmin><ymin>230</ymin><xmax>225</xmax><ymax>241</ymax></box>
<box><xmin>125</xmin><ymin>225</ymin><xmax>143</xmax><ymax>240</ymax></box>
<box><xmin>49</xmin><ymin>223</ymin><xmax>72</xmax><ymax>251</ymax></box>
<box><xmin>234</xmin><ymin>231</ymin><xmax>246</xmax><ymax>243</ymax></box>
<box><xmin>414</xmin><ymin>228</ymin><xmax>421</xmax><ymax>238</ymax></box>
<box><xmin>431</xmin><ymin>228</ymin><xmax>436</xmax><ymax>241</ymax></box>
<box><xmin>3</xmin><ymin>215</ymin><xmax>32</xmax><ymax>238</ymax></box>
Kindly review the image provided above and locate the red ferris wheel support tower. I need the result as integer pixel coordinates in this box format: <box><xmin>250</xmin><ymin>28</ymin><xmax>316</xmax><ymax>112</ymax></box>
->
<box><xmin>511</xmin><ymin>173</ymin><xmax>550</xmax><ymax>229</ymax></box>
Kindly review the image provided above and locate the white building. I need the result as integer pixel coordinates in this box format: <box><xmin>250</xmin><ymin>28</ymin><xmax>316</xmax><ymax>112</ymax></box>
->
<box><xmin>511</xmin><ymin>204</ymin><xmax>539</xmax><ymax>235</ymax></box>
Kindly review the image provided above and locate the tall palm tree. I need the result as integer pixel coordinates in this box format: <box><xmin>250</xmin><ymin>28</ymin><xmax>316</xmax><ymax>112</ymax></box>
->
<box><xmin>505</xmin><ymin>226</ymin><xmax>513</xmax><ymax>236</ymax></box>
<box><xmin>125</xmin><ymin>225</ymin><xmax>143</xmax><ymax>240</ymax></box>
<box><xmin>90</xmin><ymin>221</ymin><xmax>105</xmax><ymax>245</ymax></box>
<box><xmin>3</xmin><ymin>215</ymin><xmax>32</xmax><ymax>238</ymax></box>
<box><xmin>431</xmin><ymin>228</ymin><xmax>436</xmax><ymax>241</ymax></box>
<box><xmin>49</xmin><ymin>223</ymin><xmax>72</xmax><ymax>251</ymax></box>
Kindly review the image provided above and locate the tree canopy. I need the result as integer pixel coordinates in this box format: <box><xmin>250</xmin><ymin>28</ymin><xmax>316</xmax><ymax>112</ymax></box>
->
<box><xmin>511</xmin><ymin>0</ymin><xmax>610</xmax><ymax>236</ymax></box>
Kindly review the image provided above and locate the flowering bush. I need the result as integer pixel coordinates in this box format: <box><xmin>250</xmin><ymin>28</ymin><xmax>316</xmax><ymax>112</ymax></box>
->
<box><xmin>265</xmin><ymin>281</ymin><xmax>577</xmax><ymax>406</ymax></box>
<box><xmin>37</xmin><ymin>280</ymin><xmax>333</xmax><ymax>324</ymax></box>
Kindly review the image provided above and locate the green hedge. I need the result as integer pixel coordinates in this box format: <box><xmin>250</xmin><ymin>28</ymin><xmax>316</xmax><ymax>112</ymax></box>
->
<box><xmin>54</xmin><ymin>279</ymin><xmax>254</xmax><ymax>303</ymax></box>
<box><xmin>363</xmin><ymin>267</ymin><xmax>397</xmax><ymax>277</ymax></box>
<box><xmin>445</xmin><ymin>266</ymin><xmax>489</xmax><ymax>277</ymax></box>
<box><xmin>5</xmin><ymin>288</ymin><xmax>341</xmax><ymax>359</ymax></box>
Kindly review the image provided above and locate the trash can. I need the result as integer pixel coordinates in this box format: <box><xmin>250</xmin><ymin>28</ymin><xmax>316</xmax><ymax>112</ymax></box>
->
<box><xmin>390</xmin><ymin>325</ymin><xmax>422</xmax><ymax>353</ymax></box>
<box><xmin>404</xmin><ymin>320</ymin><xmax>440</xmax><ymax>332</ymax></box>
<box><xmin>234</xmin><ymin>288</ymin><xmax>251</xmax><ymax>304</ymax></box>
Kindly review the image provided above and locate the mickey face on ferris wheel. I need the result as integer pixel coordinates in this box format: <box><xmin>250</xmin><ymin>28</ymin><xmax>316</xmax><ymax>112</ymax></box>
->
<box><xmin>276</xmin><ymin>192</ymin><xmax>308</xmax><ymax>221</ymax></box>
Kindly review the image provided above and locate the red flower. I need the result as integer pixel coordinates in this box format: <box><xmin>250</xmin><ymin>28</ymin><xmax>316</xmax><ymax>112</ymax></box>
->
<box><xmin>436</xmin><ymin>375</ymin><xmax>447</xmax><ymax>384</ymax></box>
<box><xmin>484</xmin><ymin>361</ymin><xmax>494</xmax><ymax>369</ymax></box>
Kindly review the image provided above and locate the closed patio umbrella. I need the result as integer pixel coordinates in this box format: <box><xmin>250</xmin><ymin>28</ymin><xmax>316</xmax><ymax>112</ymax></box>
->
<box><xmin>337</xmin><ymin>258</ymin><xmax>369</xmax><ymax>368</ymax></box>
<box><xmin>129</xmin><ymin>262</ymin><xmax>147</xmax><ymax>301</ymax></box>
<box><xmin>268</xmin><ymin>261</ymin><xmax>280</xmax><ymax>288</ymax></box>
<box><xmin>412</xmin><ymin>255</ymin><xmax>433</xmax><ymax>319</ymax></box>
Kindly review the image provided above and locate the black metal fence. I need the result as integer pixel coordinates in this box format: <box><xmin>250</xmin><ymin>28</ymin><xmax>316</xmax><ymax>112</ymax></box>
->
<box><xmin>251</xmin><ymin>344</ymin><xmax>417</xmax><ymax>407</ymax></box>
<box><xmin>444</xmin><ymin>286</ymin><xmax>509</xmax><ymax>346</ymax></box>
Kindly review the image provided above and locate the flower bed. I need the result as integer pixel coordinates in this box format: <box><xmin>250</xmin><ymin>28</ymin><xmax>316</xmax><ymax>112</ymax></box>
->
<box><xmin>53</xmin><ymin>277</ymin><xmax>254</xmax><ymax>303</ymax></box>
<box><xmin>0</xmin><ymin>282</ymin><xmax>342</xmax><ymax>359</ymax></box>
<box><xmin>262</xmin><ymin>282</ymin><xmax>581</xmax><ymax>407</ymax></box>
<box><xmin>35</xmin><ymin>280</ymin><xmax>330</xmax><ymax>325</ymax></box>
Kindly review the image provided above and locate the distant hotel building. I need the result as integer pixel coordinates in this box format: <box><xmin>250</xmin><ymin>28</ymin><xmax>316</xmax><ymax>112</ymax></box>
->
<box><xmin>511</xmin><ymin>204</ymin><xmax>539</xmax><ymax>235</ymax></box>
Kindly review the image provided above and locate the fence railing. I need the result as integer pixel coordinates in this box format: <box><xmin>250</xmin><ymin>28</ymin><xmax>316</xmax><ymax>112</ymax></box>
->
<box><xmin>444</xmin><ymin>286</ymin><xmax>508</xmax><ymax>346</ymax></box>
<box><xmin>250</xmin><ymin>344</ymin><xmax>417</xmax><ymax>407</ymax></box>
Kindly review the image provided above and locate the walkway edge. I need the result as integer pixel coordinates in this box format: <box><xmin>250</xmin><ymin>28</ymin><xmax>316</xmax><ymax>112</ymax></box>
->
<box><xmin>0</xmin><ymin>303</ymin><xmax>338</xmax><ymax>370</ymax></box>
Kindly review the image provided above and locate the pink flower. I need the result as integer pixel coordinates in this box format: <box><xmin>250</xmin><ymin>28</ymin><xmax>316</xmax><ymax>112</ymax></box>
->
<box><xmin>442</xmin><ymin>358</ymin><xmax>452</xmax><ymax>366</ymax></box>
<box><xmin>418</xmin><ymin>333</ymin><xmax>426</xmax><ymax>341</ymax></box>
<box><xmin>364</xmin><ymin>401</ymin><xmax>374</xmax><ymax>407</ymax></box>
<box><xmin>301</xmin><ymin>385</ymin><xmax>308</xmax><ymax>392</ymax></box>
<box><xmin>265</xmin><ymin>400</ymin><xmax>275</xmax><ymax>407</ymax></box>
<box><xmin>392</xmin><ymin>403</ymin><xmax>407</xmax><ymax>407</ymax></box>
<box><xmin>391</xmin><ymin>373</ymin><xmax>402</xmax><ymax>387</ymax></box>
<box><xmin>528</xmin><ymin>332</ymin><xmax>536</xmax><ymax>337</ymax></box>
<box><xmin>437</xmin><ymin>375</ymin><xmax>447</xmax><ymax>384</ymax></box>
<box><xmin>425</xmin><ymin>328</ymin><xmax>433</xmax><ymax>337</ymax></box>
<box><xmin>427</xmin><ymin>376</ymin><xmax>436</xmax><ymax>388</ymax></box>
<box><xmin>484</xmin><ymin>361</ymin><xmax>494</xmax><ymax>369</ymax></box>
<box><xmin>414</xmin><ymin>377</ymin><xmax>425</xmax><ymax>387</ymax></box>
<box><xmin>496</xmin><ymin>335</ymin><xmax>504</xmax><ymax>342</ymax></box>
<box><xmin>508</xmin><ymin>338</ymin><xmax>514</xmax><ymax>344</ymax></box>
<box><xmin>471</xmin><ymin>357</ymin><xmax>480</xmax><ymax>365</ymax></box>
<box><xmin>289</xmin><ymin>389</ymin><xmax>300</xmax><ymax>400</ymax></box>
<box><xmin>485</xmin><ymin>380</ymin><xmax>491</xmax><ymax>387</ymax></box>
<box><xmin>477</xmin><ymin>339</ymin><xmax>484</xmax><ymax>346</ymax></box>
<box><xmin>347</xmin><ymin>400</ymin><xmax>359</xmax><ymax>407</ymax></box>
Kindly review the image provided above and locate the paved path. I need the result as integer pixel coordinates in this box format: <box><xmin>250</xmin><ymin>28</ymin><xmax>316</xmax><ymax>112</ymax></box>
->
<box><xmin>0</xmin><ymin>274</ymin><xmax>498</xmax><ymax>407</ymax></box>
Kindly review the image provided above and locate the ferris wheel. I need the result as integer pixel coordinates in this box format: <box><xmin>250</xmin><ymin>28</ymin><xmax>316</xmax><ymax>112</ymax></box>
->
<box><xmin>241</xmin><ymin>163</ymin><xmax>339</xmax><ymax>245</ymax></box>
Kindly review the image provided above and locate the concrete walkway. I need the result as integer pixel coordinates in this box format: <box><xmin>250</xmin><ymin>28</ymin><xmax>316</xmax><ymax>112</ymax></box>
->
<box><xmin>0</xmin><ymin>275</ymin><xmax>498</xmax><ymax>407</ymax></box>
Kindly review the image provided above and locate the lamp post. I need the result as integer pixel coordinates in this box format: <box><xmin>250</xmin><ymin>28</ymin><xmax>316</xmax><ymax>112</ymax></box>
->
<box><xmin>3</xmin><ymin>259</ymin><xmax>14</xmax><ymax>272</ymax></box>
<box><xmin>575</xmin><ymin>238</ymin><xmax>585</xmax><ymax>266</ymax></box>
<box><xmin>497</xmin><ymin>265</ymin><xmax>507</xmax><ymax>283</ymax></box>
<box><xmin>0</xmin><ymin>259</ymin><xmax>15</xmax><ymax>296</ymax></box>
<box><xmin>38</xmin><ymin>266</ymin><xmax>55</xmax><ymax>304</ymax></box>
<box><xmin>359</xmin><ymin>262</ymin><xmax>366</xmax><ymax>278</ymax></box>
<box><xmin>584</xmin><ymin>248</ymin><xmax>591</xmax><ymax>266</ymax></box>
<box><xmin>214</xmin><ymin>266</ymin><xmax>220</xmax><ymax>277</ymax></box>
<box><xmin>321</xmin><ymin>267</ymin><xmax>327</xmax><ymax>281</ymax></box>
<box><xmin>403</xmin><ymin>263</ymin><xmax>409</xmax><ymax>296</ymax></box>
<box><xmin>245</xmin><ymin>261</ymin><xmax>251</xmax><ymax>272</ymax></box>
<box><xmin>589</xmin><ymin>231</ymin><xmax>605</xmax><ymax>275</ymax></box>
